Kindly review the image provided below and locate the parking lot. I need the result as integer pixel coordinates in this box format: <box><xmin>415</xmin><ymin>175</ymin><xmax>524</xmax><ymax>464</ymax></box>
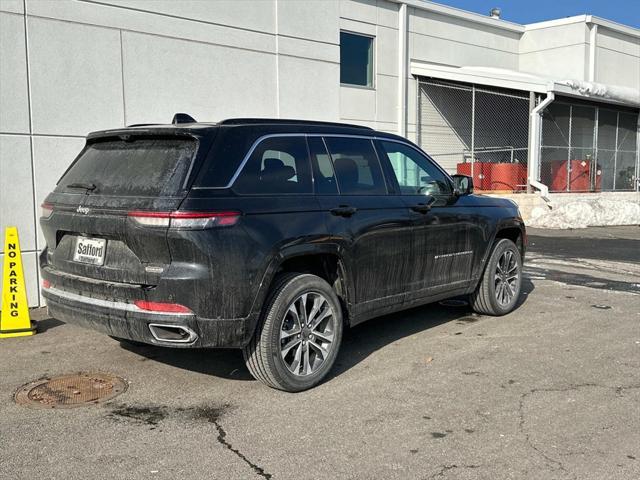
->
<box><xmin>1</xmin><ymin>226</ymin><xmax>638</xmax><ymax>480</ymax></box>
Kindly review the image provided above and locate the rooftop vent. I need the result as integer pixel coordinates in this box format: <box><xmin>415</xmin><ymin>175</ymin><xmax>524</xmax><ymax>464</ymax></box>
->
<box><xmin>489</xmin><ymin>7</ymin><xmax>501</xmax><ymax>19</ymax></box>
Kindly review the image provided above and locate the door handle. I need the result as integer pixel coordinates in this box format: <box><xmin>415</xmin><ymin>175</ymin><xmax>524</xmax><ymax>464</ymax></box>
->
<box><xmin>330</xmin><ymin>205</ymin><xmax>357</xmax><ymax>217</ymax></box>
<box><xmin>410</xmin><ymin>204</ymin><xmax>432</xmax><ymax>214</ymax></box>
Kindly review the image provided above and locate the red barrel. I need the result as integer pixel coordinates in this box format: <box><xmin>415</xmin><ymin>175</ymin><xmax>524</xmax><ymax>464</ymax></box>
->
<box><xmin>456</xmin><ymin>162</ymin><xmax>492</xmax><ymax>191</ymax></box>
<box><xmin>550</xmin><ymin>160</ymin><xmax>598</xmax><ymax>192</ymax></box>
<box><xmin>489</xmin><ymin>163</ymin><xmax>527</xmax><ymax>192</ymax></box>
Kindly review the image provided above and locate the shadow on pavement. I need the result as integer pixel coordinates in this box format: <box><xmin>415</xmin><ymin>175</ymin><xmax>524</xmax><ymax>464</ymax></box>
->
<box><xmin>528</xmin><ymin>234</ymin><xmax>640</xmax><ymax>264</ymax></box>
<box><xmin>119</xmin><ymin>279</ymin><xmax>534</xmax><ymax>384</ymax></box>
<box><xmin>35</xmin><ymin>318</ymin><xmax>65</xmax><ymax>333</ymax></box>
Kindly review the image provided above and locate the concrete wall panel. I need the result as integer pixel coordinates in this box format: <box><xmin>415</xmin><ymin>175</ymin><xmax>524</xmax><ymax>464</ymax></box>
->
<box><xmin>410</xmin><ymin>32</ymin><xmax>518</xmax><ymax>69</ymax></box>
<box><xmin>340</xmin><ymin>0</ymin><xmax>378</xmax><ymax>25</ymax></box>
<box><xmin>375</xmin><ymin>0</ymin><xmax>398</xmax><ymax>29</ymax></box>
<box><xmin>278</xmin><ymin>36</ymin><xmax>339</xmax><ymax>64</ymax></box>
<box><xmin>0</xmin><ymin>12</ymin><xmax>30</xmax><ymax>134</ymax></box>
<box><xmin>0</xmin><ymin>135</ymin><xmax>35</xmax><ymax>253</ymax></box>
<box><xmin>519</xmin><ymin>23</ymin><xmax>588</xmax><ymax>54</ymax></box>
<box><xmin>340</xmin><ymin>17</ymin><xmax>376</xmax><ymax>36</ymax></box>
<box><xmin>0</xmin><ymin>0</ymin><xmax>23</xmax><ymax>14</ymax></box>
<box><xmin>597</xmin><ymin>27</ymin><xmax>640</xmax><ymax>57</ymax></box>
<box><xmin>376</xmin><ymin>25</ymin><xmax>398</xmax><ymax>76</ymax></box>
<box><xmin>102</xmin><ymin>0</ymin><xmax>276</xmax><ymax>33</ymax></box>
<box><xmin>596</xmin><ymin>47</ymin><xmax>640</xmax><ymax>89</ymax></box>
<box><xmin>32</xmin><ymin>135</ymin><xmax>86</xmax><ymax>251</ymax></box>
<box><xmin>278</xmin><ymin>0</ymin><xmax>339</xmax><ymax>44</ymax></box>
<box><xmin>410</xmin><ymin>8</ymin><xmax>520</xmax><ymax>54</ymax></box>
<box><xmin>375</xmin><ymin>74</ymin><xmax>398</xmax><ymax>124</ymax></box>
<box><xmin>27</xmin><ymin>17</ymin><xmax>124</xmax><ymax>136</ymax></box>
<box><xmin>278</xmin><ymin>56</ymin><xmax>340</xmax><ymax>121</ymax></box>
<box><xmin>122</xmin><ymin>32</ymin><xmax>277</xmax><ymax>125</ymax></box>
<box><xmin>26</xmin><ymin>0</ymin><xmax>276</xmax><ymax>54</ymax></box>
<box><xmin>519</xmin><ymin>44</ymin><xmax>588</xmax><ymax>80</ymax></box>
<box><xmin>340</xmin><ymin>85</ymin><xmax>376</xmax><ymax>121</ymax></box>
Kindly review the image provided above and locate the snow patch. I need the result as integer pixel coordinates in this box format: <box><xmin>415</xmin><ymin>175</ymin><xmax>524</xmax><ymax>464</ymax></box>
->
<box><xmin>528</xmin><ymin>197</ymin><xmax>640</xmax><ymax>229</ymax></box>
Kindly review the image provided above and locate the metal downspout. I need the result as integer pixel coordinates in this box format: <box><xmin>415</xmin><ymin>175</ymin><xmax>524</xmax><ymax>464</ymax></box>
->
<box><xmin>529</xmin><ymin>91</ymin><xmax>555</xmax><ymax>200</ymax></box>
<box><xmin>397</xmin><ymin>2</ymin><xmax>408</xmax><ymax>137</ymax></box>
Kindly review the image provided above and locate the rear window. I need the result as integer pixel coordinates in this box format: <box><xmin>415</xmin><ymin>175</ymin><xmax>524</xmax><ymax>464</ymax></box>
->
<box><xmin>324</xmin><ymin>137</ymin><xmax>387</xmax><ymax>195</ymax></box>
<box><xmin>56</xmin><ymin>138</ymin><xmax>197</xmax><ymax>197</ymax></box>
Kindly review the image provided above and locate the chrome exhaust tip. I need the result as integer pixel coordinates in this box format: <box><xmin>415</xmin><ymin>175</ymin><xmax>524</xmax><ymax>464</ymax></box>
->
<box><xmin>148</xmin><ymin>323</ymin><xmax>198</xmax><ymax>344</ymax></box>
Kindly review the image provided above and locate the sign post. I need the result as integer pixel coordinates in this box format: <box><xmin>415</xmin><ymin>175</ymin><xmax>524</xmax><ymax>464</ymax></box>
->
<box><xmin>1</xmin><ymin>227</ymin><xmax>36</xmax><ymax>338</ymax></box>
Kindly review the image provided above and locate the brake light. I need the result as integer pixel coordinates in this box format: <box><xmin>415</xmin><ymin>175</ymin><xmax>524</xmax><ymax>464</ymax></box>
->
<box><xmin>41</xmin><ymin>202</ymin><xmax>54</xmax><ymax>219</ymax></box>
<box><xmin>133</xmin><ymin>300</ymin><xmax>193</xmax><ymax>314</ymax></box>
<box><xmin>128</xmin><ymin>211</ymin><xmax>240</xmax><ymax>229</ymax></box>
<box><xmin>42</xmin><ymin>280</ymin><xmax>51</xmax><ymax>289</ymax></box>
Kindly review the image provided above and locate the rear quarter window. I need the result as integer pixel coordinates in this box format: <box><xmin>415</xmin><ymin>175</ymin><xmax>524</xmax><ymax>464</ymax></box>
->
<box><xmin>56</xmin><ymin>138</ymin><xmax>197</xmax><ymax>197</ymax></box>
<box><xmin>233</xmin><ymin>136</ymin><xmax>312</xmax><ymax>195</ymax></box>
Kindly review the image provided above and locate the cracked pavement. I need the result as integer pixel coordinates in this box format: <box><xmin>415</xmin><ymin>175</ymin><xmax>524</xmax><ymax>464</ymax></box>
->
<box><xmin>1</xmin><ymin>226</ymin><xmax>639</xmax><ymax>479</ymax></box>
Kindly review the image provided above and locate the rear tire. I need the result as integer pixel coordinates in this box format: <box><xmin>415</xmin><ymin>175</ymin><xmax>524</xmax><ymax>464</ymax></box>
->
<box><xmin>243</xmin><ymin>273</ymin><xmax>343</xmax><ymax>392</ymax></box>
<box><xmin>471</xmin><ymin>238</ymin><xmax>522</xmax><ymax>316</ymax></box>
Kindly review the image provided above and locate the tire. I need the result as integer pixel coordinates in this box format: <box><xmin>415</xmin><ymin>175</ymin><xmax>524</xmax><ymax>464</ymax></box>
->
<box><xmin>471</xmin><ymin>238</ymin><xmax>523</xmax><ymax>316</ymax></box>
<box><xmin>243</xmin><ymin>273</ymin><xmax>344</xmax><ymax>392</ymax></box>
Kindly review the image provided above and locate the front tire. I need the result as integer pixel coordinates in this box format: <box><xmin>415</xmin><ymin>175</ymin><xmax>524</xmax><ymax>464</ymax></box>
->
<box><xmin>471</xmin><ymin>238</ymin><xmax>522</xmax><ymax>316</ymax></box>
<box><xmin>243</xmin><ymin>273</ymin><xmax>343</xmax><ymax>392</ymax></box>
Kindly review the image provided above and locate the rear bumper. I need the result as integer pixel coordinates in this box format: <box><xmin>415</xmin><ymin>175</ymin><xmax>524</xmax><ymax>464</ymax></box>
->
<box><xmin>42</xmin><ymin>286</ymin><xmax>249</xmax><ymax>348</ymax></box>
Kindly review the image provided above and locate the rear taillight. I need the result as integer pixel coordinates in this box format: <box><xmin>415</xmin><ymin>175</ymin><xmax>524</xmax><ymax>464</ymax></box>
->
<box><xmin>127</xmin><ymin>211</ymin><xmax>240</xmax><ymax>229</ymax></box>
<box><xmin>42</xmin><ymin>279</ymin><xmax>51</xmax><ymax>289</ymax></box>
<box><xmin>41</xmin><ymin>202</ymin><xmax>54</xmax><ymax>219</ymax></box>
<box><xmin>133</xmin><ymin>300</ymin><xmax>192</xmax><ymax>314</ymax></box>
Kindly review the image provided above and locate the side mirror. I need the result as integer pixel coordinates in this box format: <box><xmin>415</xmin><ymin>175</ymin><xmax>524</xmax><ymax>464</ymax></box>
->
<box><xmin>452</xmin><ymin>174</ymin><xmax>473</xmax><ymax>195</ymax></box>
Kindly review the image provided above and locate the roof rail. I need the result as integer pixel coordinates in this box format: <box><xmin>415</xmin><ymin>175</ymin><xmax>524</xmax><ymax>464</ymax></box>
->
<box><xmin>219</xmin><ymin>118</ymin><xmax>373</xmax><ymax>129</ymax></box>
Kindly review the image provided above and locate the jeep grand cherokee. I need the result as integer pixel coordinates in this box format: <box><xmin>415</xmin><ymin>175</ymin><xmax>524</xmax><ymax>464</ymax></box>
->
<box><xmin>40</xmin><ymin>116</ymin><xmax>526</xmax><ymax>391</ymax></box>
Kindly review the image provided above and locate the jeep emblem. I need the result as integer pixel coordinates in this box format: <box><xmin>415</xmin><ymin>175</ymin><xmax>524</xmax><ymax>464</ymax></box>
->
<box><xmin>76</xmin><ymin>206</ymin><xmax>90</xmax><ymax>215</ymax></box>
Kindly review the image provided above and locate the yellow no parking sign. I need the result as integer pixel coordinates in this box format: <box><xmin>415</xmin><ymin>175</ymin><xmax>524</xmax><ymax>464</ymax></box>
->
<box><xmin>1</xmin><ymin>227</ymin><xmax>36</xmax><ymax>338</ymax></box>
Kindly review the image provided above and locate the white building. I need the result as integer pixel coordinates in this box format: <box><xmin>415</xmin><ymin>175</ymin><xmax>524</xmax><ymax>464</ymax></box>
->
<box><xmin>1</xmin><ymin>0</ymin><xmax>639</xmax><ymax>307</ymax></box>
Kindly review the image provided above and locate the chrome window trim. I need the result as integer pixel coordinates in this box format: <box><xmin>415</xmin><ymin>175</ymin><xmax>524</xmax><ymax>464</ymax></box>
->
<box><xmin>192</xmin><ymin>133</ymin><xmax>452</xmax><ymax>191</ymax></box>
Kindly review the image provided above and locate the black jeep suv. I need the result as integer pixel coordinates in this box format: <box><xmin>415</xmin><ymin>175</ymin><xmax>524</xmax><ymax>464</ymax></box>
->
<box><xmin>40</xmin><ymin>117</ymin><xmax>526</xmax><ymax>391</ymax></box>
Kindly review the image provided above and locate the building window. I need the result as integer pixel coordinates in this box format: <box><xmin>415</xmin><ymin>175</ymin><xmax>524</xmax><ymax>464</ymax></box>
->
<box><xmin>340</xmin><ymin>32</ymin><xmax>374</xmax><ymax>88</ymax></box>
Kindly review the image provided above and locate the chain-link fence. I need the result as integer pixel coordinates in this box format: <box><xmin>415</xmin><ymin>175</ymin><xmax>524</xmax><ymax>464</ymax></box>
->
<box><xmin>417</xmin><ymin>78</ymin><xmax>530</xmax><ymax>192</ymax></box>
<box><xmin>540</xmin><ymin>101</ymin><xmax>639</xmax><ymax>192</ymax></box>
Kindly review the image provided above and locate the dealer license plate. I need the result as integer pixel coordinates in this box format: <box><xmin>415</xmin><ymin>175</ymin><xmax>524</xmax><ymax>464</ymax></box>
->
<box><xmin>73</xmin><ymin>236</ymin><xmax>107</xmax><ymax>266</ymax></box>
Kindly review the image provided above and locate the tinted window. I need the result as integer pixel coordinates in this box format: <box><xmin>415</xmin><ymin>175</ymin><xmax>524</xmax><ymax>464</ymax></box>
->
<box><xmin>234</xmin><ymin>136</ymin><xmax>312</xmax><ymax>194</ymax></box>
<box><xmin>379</xmin><ymin>141</ymin><xmax>452</xmax><ymax>195</ymax></box>
<box><xmin>340</xmin><ymin>32</ymin><xmax>374</xmax><ymax>87</ymax></box>
<box><xmin>308</xmin><ymin>137</ymin><xmax>338</xmax><ymax>194</ymax></box>
<box><xmin>324</xmin><ymin>137</ymin><xmax>386</xmax><ymax>195</ymax></box>
<box><xmin>56</xmin><ymin>138</ymin><xmax>197</xmax><ymax>197</ymax></box>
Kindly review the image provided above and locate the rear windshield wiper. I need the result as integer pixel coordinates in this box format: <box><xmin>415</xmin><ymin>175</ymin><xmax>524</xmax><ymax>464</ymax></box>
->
<box><xmin>67</xmin><ymin>182</ymin><xmax>97</xmax><ymax>192</ymax></box>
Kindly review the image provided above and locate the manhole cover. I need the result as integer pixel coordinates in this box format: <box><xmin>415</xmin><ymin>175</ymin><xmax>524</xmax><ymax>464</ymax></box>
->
<box><xmin>15</xmin><ymin>373</ymin><xmax>128</xmax><ymax>409</ymax></box>
<box><xmin>439</xmin><ymin>299</ymin><xmax>468</xmax><ymax>307</ymax></box>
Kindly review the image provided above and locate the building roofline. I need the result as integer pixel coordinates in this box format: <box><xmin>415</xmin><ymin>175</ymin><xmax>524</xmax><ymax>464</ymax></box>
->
<box><xmin>390</xmin><ymin>0</ymin><xmax>525</xmax><ymax>33</ymax></box>
<box><xmin>524</xmin><ymin>14</ymin><xmax>640</xmax><ymax>38</ymax></box>
<box><xmin>391</xmin><ymin>2</ymin><xmax>640</xmax><ymax>39</ymax></box>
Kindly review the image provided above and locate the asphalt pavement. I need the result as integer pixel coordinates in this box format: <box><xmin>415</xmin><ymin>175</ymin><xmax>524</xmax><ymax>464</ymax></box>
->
<box><xmin>1</xmin><ymin>226</ymin><xmax>638</xmax><ymax>480</ymax></box>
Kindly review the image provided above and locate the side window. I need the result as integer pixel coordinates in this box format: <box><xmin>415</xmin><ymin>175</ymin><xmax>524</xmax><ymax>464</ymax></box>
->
<box><xmin>234</xmin><ymin>136</ymin><xmax>312</xmax><ymax>194</ymax></box>
<box><xmin>378</xmin><ymin>140</ymin><xmax>452</xmax><ymax>196</ymax></box>
<box><xmin>308</xmin><ymin>137</ymin><xmax>338</xmax><ymax>194</ymax></box>
<box><xmin>324</xmin><ymin>137</ymin><xmax>386</xmax><ymax>195</ymax></box>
